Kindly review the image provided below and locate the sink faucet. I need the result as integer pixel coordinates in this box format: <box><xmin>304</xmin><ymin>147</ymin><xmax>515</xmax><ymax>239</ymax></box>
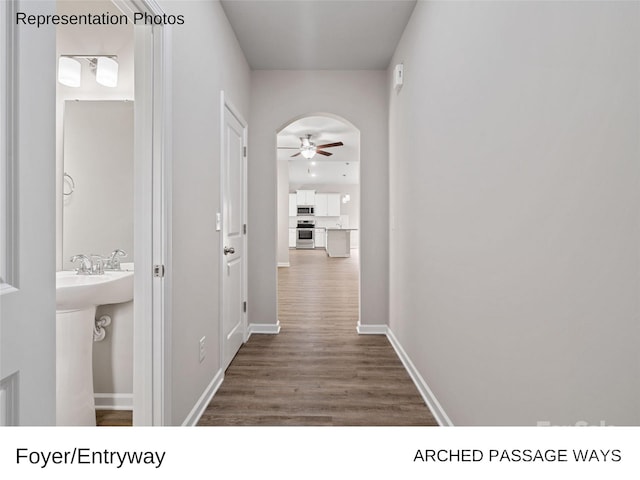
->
<box><xmin>90</xmin><ymin>255</ymin><xmax>104</xmax><ymax>275</ymax></box>
<box><xmin>70</xmin><ymin>254</ymin><xmax>105</xmax><ymax>275</ymax></box>
<box><xmin>104</xmin><ymin>249</ymin><xmax>127</xmax><ymax>271</ymax></box>
<box><xmin>70</xmin><ymin>254</ymin><xmax>93</xmax><ymax>275</ymax></box>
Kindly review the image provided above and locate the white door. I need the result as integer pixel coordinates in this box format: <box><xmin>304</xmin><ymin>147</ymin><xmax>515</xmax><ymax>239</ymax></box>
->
<box><xmin>0</xmin><ymin>0</ymin><xmax>56</xmax><ymax>425</ymax></box>
<box><xmin>221</xmin><ymin>98</ymin><xmax>247</xmax><ymax>371</ymax></box>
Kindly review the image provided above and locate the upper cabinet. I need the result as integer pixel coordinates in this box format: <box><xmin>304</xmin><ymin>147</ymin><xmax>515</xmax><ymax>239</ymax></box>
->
<box><xmin>296</xmin><ymin>189</ymin><xmax>316</xmax><ymax>206</ymax></box>
<box><xmin>289</xmin><ymin>193</ymin><xmax>297</xmax><ymax>217</ymax></box>
<box><xmin>326</xmin><ymin>193</ymin><xmax>341</xmax><ymax>217</ymax></box>
<box><xmin>315</xmin><ymin>193</ymin><xmax>341</xmax><ymax>217</ymax></box>
<box><xmin>315</xmin><ymin>193</ymin><xmax>328</xmax><ymax>216</ymax></box>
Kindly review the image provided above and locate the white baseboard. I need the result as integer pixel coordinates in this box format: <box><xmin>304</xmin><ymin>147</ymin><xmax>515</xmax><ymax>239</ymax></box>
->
<box><xmin>181</xmin><ymin>369</ymin><xmax>224</xmax><ymax>426</ymax></box>
<box><xmin>247</xmin><ymin>321</ymin><xmax>281</xmax><ymax>338</ymax></box>
<box><xmin>94</xmin><ymin>393</ymin><xmax>134</xmax><ymax>411</ymax></box>
<box><xmin>356</xmin><ymin>321</ymin><xmax>387</xmax><ymax>335</ymax></box>
<box><xmin>385</xmin><ymin>328</ymin><xmax>453</xmax><ymax>426</ymax></box>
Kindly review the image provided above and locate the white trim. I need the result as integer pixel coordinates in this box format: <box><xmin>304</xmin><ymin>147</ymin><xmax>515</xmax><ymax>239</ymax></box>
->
<box><xmin>0</xmin><ymin>372</ymin><xmax>18</xmax><ymax>426</ymax></box>
<box><xmin>94</xmin><ymin>393</ymin><xmax>134</xmax><ymax>411</ymax></box>
<box><xmin>181</xmin><ymin>369</ymin><xmax>224</xmax><ymax>426</ymax></box>
<box><xmin>153</xmin><ymin>17</ymin><xmax>173</xmax><ymax>427</ymax></box>
<box><xmin>355</xmin><ymin>323</ymin><xmax>453</xmax><ymax>426</ymax></box>
<box><xmin>277</xmin><ymin>262</ymin><xmax>290</xmax><ymax>268</ymax></box>
<box><xmin>356</xmin><ymin>321</ymin><xmax>387</xmax><ymax>335</ymax></box>
<box><xmin>247</xmin><ymin>321</ymin><xmax>281</xmax><ymax>338</ymax></box>
<box><xmin>0</xmin><ymin>0</ymin><xmax>18</xmax><ymax>294</ymax></box>
<box><xmin>385</xmin><ymin>328</ymin><xmax>453</xmax><ymax>427</ymax></box>
<box><xmin>129</xmin><ymin>0</ymin><xmax>172</xmax><ymax>426</ymax></box>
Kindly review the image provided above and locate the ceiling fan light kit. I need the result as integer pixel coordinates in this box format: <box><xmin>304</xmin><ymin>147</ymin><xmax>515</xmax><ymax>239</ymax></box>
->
<box><xmin>278</xmin><ymin>134</ymin><xmax>345</xmax><ymax>158</ymax></box>
<box><xmin>301</xmin><ymin>144</ymin><xmax>317</xmax><ymax>159</ymax></box>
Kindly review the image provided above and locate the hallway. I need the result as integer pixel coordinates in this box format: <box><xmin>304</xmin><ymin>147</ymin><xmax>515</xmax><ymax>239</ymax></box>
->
<box><xmin>199</xmin><ymin>249</ymin><xmax>437</xmax><ymax>426</ymax></box>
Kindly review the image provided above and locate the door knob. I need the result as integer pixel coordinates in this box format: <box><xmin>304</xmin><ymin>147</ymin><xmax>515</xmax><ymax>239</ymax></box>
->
<box><xmin>224</xmin><ymin>246</ymin><xmax>235</xmax><ymax>255</ymax></box>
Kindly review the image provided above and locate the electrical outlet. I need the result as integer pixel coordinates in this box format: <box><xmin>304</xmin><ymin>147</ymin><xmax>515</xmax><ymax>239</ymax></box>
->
<box><xmin>199</xmin><ymin>336</ymin><xmax>206</xmax><ymax>363</ymax></box>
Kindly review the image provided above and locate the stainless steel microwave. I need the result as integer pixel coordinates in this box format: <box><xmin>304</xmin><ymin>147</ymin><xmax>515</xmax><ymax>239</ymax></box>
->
<box><xmin>297</xmin><ymin>206</ymin><xmax>314</xmax><ymax>215</ymax></box>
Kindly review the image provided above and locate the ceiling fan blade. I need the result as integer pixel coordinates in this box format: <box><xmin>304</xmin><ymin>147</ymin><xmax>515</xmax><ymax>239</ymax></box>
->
<box><xmin>315</xmin><ymin>141</ymin><xmax>343</xmax><ymax>149</ymax></box>
<box><xmin>291</xmin><ymin>152</ymin><xmax>301</xmax><ymax>157</ymax></box>
<box><xmin>316</xmin><ymin>150</ymin><xmax>332</xmax><ymax>156</ymax></box>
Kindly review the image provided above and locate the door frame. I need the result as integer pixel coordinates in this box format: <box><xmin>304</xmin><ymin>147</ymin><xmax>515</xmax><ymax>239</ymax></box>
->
<box><xmin>0</xmin><ymin>0</ymin><xmax>16</xmax><ymax>296</ymax></box>
<box><xmin>219</xmin><ymin>91</ymin><xmax>249</xmax><ymax>372</ymax></box>
<box><xmin>114</xmin><ymin>0</ymin><xmax>173</xmax><ymax>426</ymax></box>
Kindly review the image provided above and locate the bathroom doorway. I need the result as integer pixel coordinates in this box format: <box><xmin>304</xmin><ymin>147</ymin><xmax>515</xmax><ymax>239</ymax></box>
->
<box><xmin>55</xmin><ymin>0</ymin><xmax>170</xmax><ymax>426</ymax></box>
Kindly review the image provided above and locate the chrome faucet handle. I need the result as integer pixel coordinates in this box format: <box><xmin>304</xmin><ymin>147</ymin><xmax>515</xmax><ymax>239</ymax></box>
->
<box><xmin>90</xmin><ymin>255</ymin><xmax>104</xmax><ymax>275</ymax></box>
<box><xmin>70</xmin><ymin>254</ymin><xmax>92</xmax><ymax>275</ymax></box>
<box><xmin>105</xmin><ymin>249</ymin><xmax>127</xmax><ymax>270</ymax></box>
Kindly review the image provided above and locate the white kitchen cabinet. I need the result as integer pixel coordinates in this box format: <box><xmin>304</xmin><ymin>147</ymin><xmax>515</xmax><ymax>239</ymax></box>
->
<box><xmin>315</xmin><ymin>193</ymin><xmax>327</xmax><ymax>216</ymax></box>
<box><xmin>314</xmin><ymin>193</ymin><xmax>340</xmax><ymax>217</ymax></box>
<box><xmin>296</xmin><ymin>189</ymin><xmax>315</xmax><ymax>206</ymax></box>
<box><xmin>289</xmin><ymin>193</ymin><xmax>297</xmax><ymax>217</ymax></box>
<box><xmin>288</xmin><ymin>229</ymin><xmax>296</xmax><ymax>248</ymax></box>
<box><xmin>327</xmin><ymin>193</ymin><xmax>341</xmax><ymax>217</ymax></box>
<box><xmin>315</xmin><ymin>228</ymin><xmax>325</xmax><ymax>248</ymax></box>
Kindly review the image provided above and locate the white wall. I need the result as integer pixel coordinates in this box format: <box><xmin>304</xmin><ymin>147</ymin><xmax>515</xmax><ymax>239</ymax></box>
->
<box><xmin>249</xmin><ymin>71</ymin><xmax>388</xmax><ymax>327</ymax></box>
<box><xmin>388</xmin><ymin>1</ymin><xmax>640</xmax><ymax>425</ymax></box>
<box><xmin>158</xmin><ymin>0</ymin><xmax>251</xmax><ymax>425</ymax></box>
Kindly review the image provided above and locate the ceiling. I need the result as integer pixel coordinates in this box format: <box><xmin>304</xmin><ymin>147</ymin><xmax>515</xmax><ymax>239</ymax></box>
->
<box><xmin>279</xmin><ymin>116</ymin><xmax>360</xmax><ymax>186</ymax></box>
<box><xmin>220</xmin><ymin>0</ymin><xmax>417</xmax><ymax>70</ymax></box>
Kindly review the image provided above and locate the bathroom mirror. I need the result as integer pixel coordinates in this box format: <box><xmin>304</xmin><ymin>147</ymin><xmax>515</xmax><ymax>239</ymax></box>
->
<box><xmin>62</xmin><ymin>100</ymin><xmax>134</xmax><ymax>271</ymax></box>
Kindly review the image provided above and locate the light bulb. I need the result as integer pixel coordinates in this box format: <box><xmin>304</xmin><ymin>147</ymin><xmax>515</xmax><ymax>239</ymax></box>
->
<box><xmin>58</xmin><ymin>57</ymin><xmax>81</xmax><ymax>87</ymax></box>
<box><xmin>96</xmin><ymin>57</ymin><xmax>118</xmax><ymax>87</ymax></box>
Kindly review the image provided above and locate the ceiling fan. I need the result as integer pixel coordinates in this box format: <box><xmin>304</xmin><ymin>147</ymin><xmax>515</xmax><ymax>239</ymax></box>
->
<box><xmin>278</xmin><ymin>134</ymin><xmax>343</xmax><ymax>159</ymax></box>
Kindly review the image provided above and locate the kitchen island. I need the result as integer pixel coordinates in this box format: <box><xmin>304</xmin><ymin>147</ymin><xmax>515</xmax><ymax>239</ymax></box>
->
<box><xmin>325</xmin><ymin>228</ymin><xmax>357</xmax><ymax>257</ymax></box>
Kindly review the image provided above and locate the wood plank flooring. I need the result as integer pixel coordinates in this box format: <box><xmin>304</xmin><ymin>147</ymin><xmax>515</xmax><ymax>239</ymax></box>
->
<box><xmin>198</xmin><ymin>249</ymin><xmax>437</xmax><ymax>426</ymax></box>
<box><xmin>96</xmin><ymin>409</ymin><xmax>132</xmax><ymax>426</ymax></box>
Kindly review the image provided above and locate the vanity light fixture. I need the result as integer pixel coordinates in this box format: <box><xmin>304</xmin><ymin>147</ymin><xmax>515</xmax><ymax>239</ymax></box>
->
<box><xmin>58</xmin><ymin>57</ymin><xmax>82</xmax><ymax>87</ymax></box>
<box><xmin>95</xmin><ymin>56</ymin><xmax>119</xmax><ymax>87</ymax></box>
<box><xmin>342</xmin><ymin>194</ymin><xmax>351</xmax><ymax>204</ymax></box>
<box><xmin>57</xmin><ymin>55</ymin><xmax>119</xmax><ymax>88</ymax></box>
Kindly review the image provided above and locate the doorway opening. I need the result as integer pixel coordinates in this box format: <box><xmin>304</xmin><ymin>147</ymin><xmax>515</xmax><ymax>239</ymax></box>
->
<box><xmin>276</xmin><ymin>113</ymin><xmax>361</xmax><ymax>330</ymax></box>
<box><xmin>55</xmin><ymin>0</ymin><xmax>170</xmax><ymax>426</ymax></box>
<box><xmin>55</xmin><ymin>0</ymin><xmax>136</xmax><ymax>426</ymax></box>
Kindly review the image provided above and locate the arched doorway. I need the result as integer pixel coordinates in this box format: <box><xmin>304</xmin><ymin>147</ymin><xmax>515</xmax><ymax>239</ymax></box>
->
<box><xmin>276</xmin><ymin>113</ymin><xmax>361</xmax><ymax>329</ymax></box>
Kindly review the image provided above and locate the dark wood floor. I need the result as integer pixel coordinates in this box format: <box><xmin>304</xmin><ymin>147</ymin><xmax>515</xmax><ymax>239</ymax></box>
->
<box><xmin>198</xmin><ymin>249</ymin><xmax>437</xmax><ymax>426</ymax></box>
<box><xmin>96</xmin><ymin>409</ymin><xmax>132</xmax><ymax>426</ymax></box>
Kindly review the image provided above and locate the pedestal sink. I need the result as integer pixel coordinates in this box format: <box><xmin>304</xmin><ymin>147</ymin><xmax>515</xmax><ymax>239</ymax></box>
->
<box><xmin>55</xmin><ymin>270</ymin><xmax>134</xmax><ymax>426</ymax></box>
